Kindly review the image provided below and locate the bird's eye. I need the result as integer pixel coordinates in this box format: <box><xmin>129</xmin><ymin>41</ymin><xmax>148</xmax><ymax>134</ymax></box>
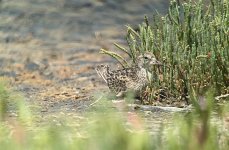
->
<box><xmin>144</xmin><ymin>56</ymin><xmax>149</xmax><ymax>59</ymax></box>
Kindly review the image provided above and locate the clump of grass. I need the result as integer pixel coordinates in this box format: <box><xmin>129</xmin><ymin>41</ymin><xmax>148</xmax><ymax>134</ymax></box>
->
<box><xmin>0</xmin><ymin>77</ymin><xmax>31</xmax><ymax>123</ymax></box>
<box><xmin>100</xmin><ymin>0</ymin><xmax>229</xmax><ymax>105</ymax></box>
<box><xmin>165</xmin><ymin>89</ymin><xmax>229</xmax><ymax>150</ymax></box>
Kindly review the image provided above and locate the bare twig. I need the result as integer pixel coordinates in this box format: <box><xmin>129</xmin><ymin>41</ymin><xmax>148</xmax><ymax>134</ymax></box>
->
<box><xmin>89</xmin><ymin>95</ymin><xmax>103</xmax><ymax>107</ymax></box>
<box><xmin>215</xmin><ymin>94</ymin><xmax>229</xmax><ymax>101</ymax></box>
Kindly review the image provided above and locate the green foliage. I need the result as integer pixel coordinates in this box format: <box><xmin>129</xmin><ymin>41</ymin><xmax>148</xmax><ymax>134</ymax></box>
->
<box><xmin>0</xmin><ymin>0</ymin><xmax>229</xmax><ymax>149</ymax></box>
<box><xmin>0</xmin><ymin>80</ymin><xmax>8</xmax><ymax>120</ymax></box>
<box><xmin>165</xmin><ymin>91</ymin><xmax>229</xmax><ymax>150</ymax></box>
<box><xmin>0</xmin><ymin>79</ymin><xmax>229</xmax><ymax>150</ymax></box>
<box><xmin>0</xmin><ymin>78</ymin><xmax>31</xmax><ymax>123</ymax></box>
<box><xmin>100</xmin><ymin>0</ymin><xmax>229</xmax><ymax>104</ymax></box>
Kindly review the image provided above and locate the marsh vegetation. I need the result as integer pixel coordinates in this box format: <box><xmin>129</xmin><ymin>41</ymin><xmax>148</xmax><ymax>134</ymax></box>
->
<box><xmin>0</xmin><ymin>0</ymin><xmax>228</xmax><ymax>149</ymax></box>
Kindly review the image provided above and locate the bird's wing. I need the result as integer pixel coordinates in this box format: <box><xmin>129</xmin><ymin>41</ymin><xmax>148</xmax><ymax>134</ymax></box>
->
<box><xmin>115</xmin><ymin>68</ymin><xmax>138</xmax><ymax>82</ymax></box>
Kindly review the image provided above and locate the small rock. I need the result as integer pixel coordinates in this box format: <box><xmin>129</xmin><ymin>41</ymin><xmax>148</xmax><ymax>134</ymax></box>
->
<box><xmin>25</xmin><ymin>62</ymin><xmax>40</xmax><ymax>71</ymax></box>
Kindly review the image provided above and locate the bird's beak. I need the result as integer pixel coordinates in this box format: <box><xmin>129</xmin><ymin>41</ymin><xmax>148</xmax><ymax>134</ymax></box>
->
<box><xmin>150</xmin><ymin>60</ymin><xmax>162</xmax><ymax>66</ymax></box>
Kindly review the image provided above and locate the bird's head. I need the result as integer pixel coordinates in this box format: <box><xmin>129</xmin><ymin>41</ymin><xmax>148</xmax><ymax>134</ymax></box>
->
<box><xmin>136</xmin><ymin>52</ymin><xmax>162</xmax><ymax>68</ymax></box>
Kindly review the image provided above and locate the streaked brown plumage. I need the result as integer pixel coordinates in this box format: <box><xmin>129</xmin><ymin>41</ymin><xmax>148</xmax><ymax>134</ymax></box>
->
<box><xmin>96</xmin><ymin>52</ymin><xmax>161</xmax><ymax>97</ymax></box>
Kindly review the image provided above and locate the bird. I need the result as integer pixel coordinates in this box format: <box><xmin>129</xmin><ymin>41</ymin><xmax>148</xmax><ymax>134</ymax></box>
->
<box><xmin>95</xmin><ymin>52</ymin><xmax>162</xmax><ymax>97</ymax></box>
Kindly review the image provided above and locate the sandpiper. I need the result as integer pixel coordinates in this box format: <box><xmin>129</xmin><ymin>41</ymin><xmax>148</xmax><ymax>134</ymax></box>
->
<box><xmin>95</xmin><ymin>52</ymin><xmax>162</xmax><ymax>97</ymax></box>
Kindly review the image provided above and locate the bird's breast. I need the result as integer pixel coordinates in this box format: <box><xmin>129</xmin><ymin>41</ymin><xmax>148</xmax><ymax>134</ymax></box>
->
<box><xmin>126</xmin><ymin>68</ymin><xmax>149</xmax><ymax>90</ymax></box>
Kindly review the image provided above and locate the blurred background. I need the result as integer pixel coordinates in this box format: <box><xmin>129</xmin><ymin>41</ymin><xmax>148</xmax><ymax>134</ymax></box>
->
<box><xmin>0</xmin><ymin>0</ymin><xmax>170</xmax><ymax>114</ymax></box>
<box><xmin>0</xmin><ymin>0</ymin><xmax>169</xmax><ymax>43</ymax></box>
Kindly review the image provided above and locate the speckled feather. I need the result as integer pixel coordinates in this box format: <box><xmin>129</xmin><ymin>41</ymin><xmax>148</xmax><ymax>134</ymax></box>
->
<box><xmin>95</xmin><ymin>52</ymin><xmax>161</xmax><ymax>97</ymax></box>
